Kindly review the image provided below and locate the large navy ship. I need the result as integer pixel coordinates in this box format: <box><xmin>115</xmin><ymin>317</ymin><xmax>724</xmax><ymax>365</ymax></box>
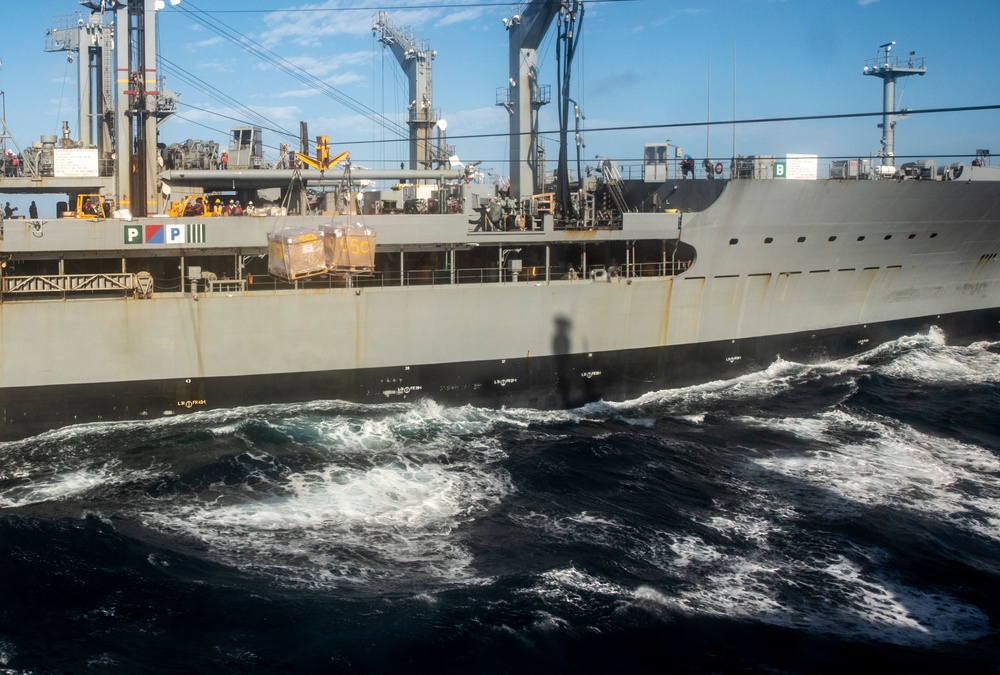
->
<box><xmin>0</xmin><ymin>0</ymin><xmax>997</xmax><ymax>441</ymax></box>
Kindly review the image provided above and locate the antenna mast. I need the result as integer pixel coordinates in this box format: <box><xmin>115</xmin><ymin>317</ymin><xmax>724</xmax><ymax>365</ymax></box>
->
<box><xmin>863</xmin><ymin>42</ymin><xmax>926</xmax><ymax>170</ymax></box>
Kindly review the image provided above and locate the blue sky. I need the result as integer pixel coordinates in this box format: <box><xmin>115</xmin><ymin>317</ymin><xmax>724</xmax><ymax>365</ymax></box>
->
<box><xmin>3</xmin><ymin>0</ymin><xmax>999</xmax><ymax>180</ymax></box>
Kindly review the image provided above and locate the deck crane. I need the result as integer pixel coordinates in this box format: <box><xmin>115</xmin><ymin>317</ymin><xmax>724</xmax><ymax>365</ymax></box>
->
<box><xmin>372</xmin><ymin>11</ymin><xmax>438</xmax><ymax>172</ymax></box>
<box><xmin>499</xmin><ymin>0</ymin><xmax>561</xmax><ymax>203</ymax></box>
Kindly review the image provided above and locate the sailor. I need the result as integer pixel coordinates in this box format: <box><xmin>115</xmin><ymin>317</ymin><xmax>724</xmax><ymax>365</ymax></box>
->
<box><xmin>186</xmin><ymin>199</ymin><xmax>204</xmax><ymax>216</ymax></box>
<box><xmin>245</xmin><ymin>200</ymin><xmax>256</xmax><ymax>216</ymax></box>
<box><xmin>28</xmin><ymin>201</ymin><xmax>38</xmax><ymax>219</ymax></box>
<box><xmin>232</xmin><ymin>200</ymin><xmax>243</xmax><ymax>216</ymax></box>
<box><xmin>703</xmin><ymin>158</ymin><xmax>715</xmax><ymax>180</ymax></box>
<box><xmin>213</xmin><ymin>198</ymin><xmax>223</xmax><ymax>216</ymax></box>
<box><xmin>3</xmin><ymin>202</ymin><xmax>15</xmax><ymax>218</ymax></box>
<box><xmin>220</xmin><ymin>151</ymin><xmax>228</xmax><ymax>170</ymax></box>
<box><xmin>224</xmin><ymin>199</ymin><xmax>234</xmax><ymax>216</ymax></box>
<box><xmin>680</xmin><ymin>154</ymin><xmax>694</xmax><ymax>179</ymax></box>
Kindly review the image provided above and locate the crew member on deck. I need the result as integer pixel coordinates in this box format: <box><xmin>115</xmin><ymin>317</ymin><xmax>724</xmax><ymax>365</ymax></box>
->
<box><xmin>681</xmin><ymin>154</ymin><xmax>694</xmax><ymax>179</ymax></box>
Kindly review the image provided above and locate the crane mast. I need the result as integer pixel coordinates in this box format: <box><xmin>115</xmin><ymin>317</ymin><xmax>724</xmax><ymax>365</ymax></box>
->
<box><xmin>499</xmin><ymin>1</ymin><xmax>560</xmax><ymax>203</ymax></box>
<box><xmin>372</xmin><ymin>12</ymin><xmax>438</xmax><ymax>172</ymax></box>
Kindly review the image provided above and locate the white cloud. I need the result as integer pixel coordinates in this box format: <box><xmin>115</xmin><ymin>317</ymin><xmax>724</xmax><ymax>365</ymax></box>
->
<box><xmin>436</xmin><ymin>7</ymin><xmax>489</xmax><ymax>28</ymax></box>
<box><xmin>188</xmin><ymin>36</ymin><xmax>223</xmax><ymax>50</ymax></box>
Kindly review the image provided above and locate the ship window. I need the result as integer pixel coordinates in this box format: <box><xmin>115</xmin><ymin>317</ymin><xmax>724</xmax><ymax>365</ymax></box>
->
<box><xmin>857</xmin><ymin>235</ymin><xmax>866</xmax><ymax>241</ymax></box>
<box><xmin>884</xmin><ymin>235</ymin><xmax>892</xmax><ymax>240</ymax></box>
<box><xmin>797</xmin><ymin>236</ymin><xmax>806</xmax><ymax>243</ymax></box>
<box><xmin>828</xmin><ymin>236</ymin><xmax>837</xmax><ymax>242</ymax></box>
<box><xmin>764</xmin><ymin>237</ymin><xmax>773</xmax><ymax>244</ymax></box>
<box><xmin>729</xmin><ymin>238</ymin><xmax>738</xmax><ymax>245</ymax></box>
<box><xmin>908</xmin><ymin>234</ymin><xmax>916</xmax><ymax>239</ymax></box>
<box><xmin>930</xmin><ymin>233</ymin><xmax>938</xmax><ymax>238</ymax></box>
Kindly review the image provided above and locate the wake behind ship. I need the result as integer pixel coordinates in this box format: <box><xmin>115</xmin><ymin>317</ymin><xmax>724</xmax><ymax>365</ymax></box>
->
<box><xmin>0</xmin><ymin>1</ymin><xmax>998</xmax><ymax>441</ymax></box>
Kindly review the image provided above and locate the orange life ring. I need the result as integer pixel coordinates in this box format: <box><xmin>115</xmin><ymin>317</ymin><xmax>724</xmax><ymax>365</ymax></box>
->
<box><xmin>714</xmin><ymin>162</ymin><xmax>724</xmax><ymax>175</ymax></box>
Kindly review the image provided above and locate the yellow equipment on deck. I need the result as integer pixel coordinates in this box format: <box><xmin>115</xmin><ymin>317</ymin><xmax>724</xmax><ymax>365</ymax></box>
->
<box><xmin>296</xmin><ymin>136</ymin><xmax>349</xmax><ymax>172</ymax></box>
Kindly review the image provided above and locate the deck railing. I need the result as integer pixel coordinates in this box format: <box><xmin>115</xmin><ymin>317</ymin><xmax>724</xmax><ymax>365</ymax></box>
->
<box><xmin>0</xmin><ymin>260</ymin><xmax>692</xmax><ymax>299</ymax></box>
<box><xmin>2</xmin><ymin>273</ymin><xmax>134</xmax><ymax>295</ymax></box>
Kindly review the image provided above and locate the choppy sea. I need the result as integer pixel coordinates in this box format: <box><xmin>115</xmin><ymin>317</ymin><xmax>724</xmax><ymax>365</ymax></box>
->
<box><xmin>1</xmin><ymin>327</ymin><xmax>999</xmax><ymax>673</ymax></box>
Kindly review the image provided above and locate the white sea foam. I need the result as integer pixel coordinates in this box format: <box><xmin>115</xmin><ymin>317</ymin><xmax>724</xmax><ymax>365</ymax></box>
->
<box><xmin>621</xmin><ymin>390</ymin><xmax>998</xmax><ymax>646</ymax></box>
<box><xmin>747</xmin><ymin>409</ymin><xmax>1000</xmax><ymax>540</ymax></box>
<box><xmin>522</xmin><ymin>544</ymin><xmax>988</xmax><ymax>649</ymax></box>
<box><xmin>0</xmin><ymin>467</ymin><xmax>112</xmax><ymax>508</ymax></box>
<box><xmin>578</xmin><ymin>329</ymin><xmax>994</xmax><ymax>422</ymax></box>
<box><xmin>877</xmin><ymin>339</ymin><xmax>1000</xmax><ymax>384</ymax></box>
<box><xmin>135</xmin><ymin>405</ymin><xmax>514</xmax><ymax>589</ymax></box>
<box><xmin>631</xmin><ymin>521</ymin><xmax>991</xmax><ymax>647</ymax></box>
<box><xmin>510</xmin><ymin>511</ymin><xmax>627</xmax><ymax>549</ymax></box>
<box><xmin>529</xmin><ymin>566</ymin><xmax>630</xmax><ymax>609</ymax></box>
<box><xmin>0</xmin><ymin>445</ymin><xmax>162</xmax><ymax>510</ymax></box>
<box><xmin>612</xmin><ymin>357</ymin><xmax>813</xmax><ymax>412</ymax></box>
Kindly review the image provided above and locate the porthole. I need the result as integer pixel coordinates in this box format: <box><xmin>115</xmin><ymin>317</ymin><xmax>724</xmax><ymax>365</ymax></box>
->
<box><xmin>729</xmin><ymin>238</ymin><xmax>738</xmax><ymax>245</ymax></box>
<box><xmin>907</xmin><ymin>234</ymin><xmax>916</xmax><ymax>239</ymax></box>
<box><xmin>857</xmin><ymin>235</ymin><xmax>866</xmax><ymax>242</ymax></box>
<box><xmin>764</xmin><ymin>237</ymin><xmax>773</xmax><ymax>244</ymax></box>
<box><xmin>797</xmin><ymin>236</ymin><xmax>806</xmax><ymax>243</ymax></box>
<box><xmin>828</xmin><ymin>236</ymin><xmax>837</xmax><ymax>242</ymax></box>
<box><xmin>884</xmin><ymin>235</ymin><xmax>892</xmax><ymax>240</ymax></box>
<box><xmin>930</xmin><ymin>233</ymin><xmax>938</xmax><ymax>238</ymax></box>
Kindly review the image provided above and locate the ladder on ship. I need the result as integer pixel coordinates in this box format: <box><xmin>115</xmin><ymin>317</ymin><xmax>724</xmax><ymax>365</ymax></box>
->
<box><xmin>599</xmin><ymin>161</ymin><xmax>630</xmax><ymax>215</ymax></box>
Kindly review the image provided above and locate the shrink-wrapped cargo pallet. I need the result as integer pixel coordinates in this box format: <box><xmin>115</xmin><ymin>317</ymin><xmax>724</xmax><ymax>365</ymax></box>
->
<box><xmin>267</xmin><ymin>228</ymin><xmax>328</xmax><ymax>280</ymax></box>
<box><xmin>321</xmin><ymin>222</ymin><xmax>376</xmax><ymax>272</ymax></box>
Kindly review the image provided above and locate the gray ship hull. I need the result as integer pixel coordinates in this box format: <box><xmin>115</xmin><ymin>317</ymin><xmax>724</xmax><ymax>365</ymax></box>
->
<box><xmin>1</xmin><ymin>304</ymin><xmax>997</xmax><ymax>441</ymax></box>
<box><xmin>1</xmin><ymin>179</ymin><xmax>999</xmax><ymax>440</ymax></box>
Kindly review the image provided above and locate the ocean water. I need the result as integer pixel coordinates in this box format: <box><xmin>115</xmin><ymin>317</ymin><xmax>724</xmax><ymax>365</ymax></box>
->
<box><xmin>1</xmin><ymin>328</ymin><xmax>999</xmax><ymax>673</ymax></box>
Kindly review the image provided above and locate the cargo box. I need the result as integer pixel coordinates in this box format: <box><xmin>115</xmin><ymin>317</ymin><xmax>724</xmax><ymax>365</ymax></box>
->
<box><xmin>267</xmin><ymin>228</ymin><xmax>328</xmax><ymax>280</ymax></box>
<box><xmin>320</xmin><ymin>222</ymin><xmax>376</xmax><ymax>272</ymax></box>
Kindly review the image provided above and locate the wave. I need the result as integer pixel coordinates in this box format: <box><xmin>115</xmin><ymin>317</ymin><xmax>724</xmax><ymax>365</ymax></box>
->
<box><xmin>1</xmin><ymin>329</ymin><xmax>997</xmax><ymax>649</ymax></box>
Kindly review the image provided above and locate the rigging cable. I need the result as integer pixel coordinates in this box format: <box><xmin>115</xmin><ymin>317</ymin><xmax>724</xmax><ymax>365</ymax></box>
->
<box><xmin>170</xmin><ymin>0</ymin><xmax>410</xmax><ymax>142</ymax></box>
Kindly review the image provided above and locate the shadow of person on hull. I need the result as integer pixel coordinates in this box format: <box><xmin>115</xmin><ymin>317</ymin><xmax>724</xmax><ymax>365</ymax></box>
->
<box><xmin>553</xmin><ymin>315</ymin><xmax>573</xmax><ymax>407</ymax></box>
